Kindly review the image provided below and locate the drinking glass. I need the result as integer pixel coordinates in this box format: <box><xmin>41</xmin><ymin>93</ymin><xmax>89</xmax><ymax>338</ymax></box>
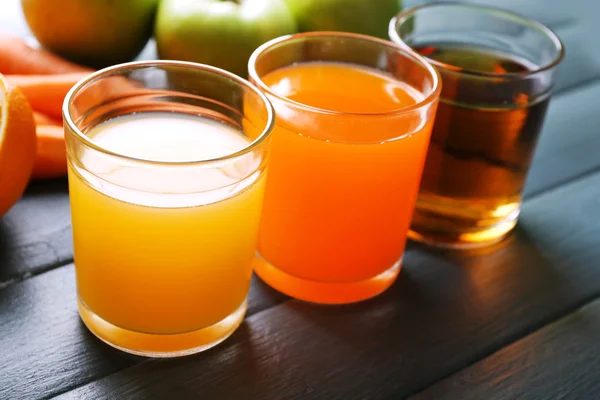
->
<box><xmin>64</xmin><ymin>61</ymin><xmax>274</xmax><ymax>357</ymax></box>
<box><xmin>248</xmin><ymin>32</ymin><xmax>440</xmax><ymax>304</ymax></box>
<box><xmin>390</xmin><ymin>2</ymin><xmax>564</xmax><ymax>248</ymax></box>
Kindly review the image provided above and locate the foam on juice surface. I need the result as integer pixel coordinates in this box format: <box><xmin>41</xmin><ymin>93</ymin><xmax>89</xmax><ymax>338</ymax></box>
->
<box><xmin>77</xmin><ymin>112</ymin><xmax>259</xmax><ymax>207</ymax></box>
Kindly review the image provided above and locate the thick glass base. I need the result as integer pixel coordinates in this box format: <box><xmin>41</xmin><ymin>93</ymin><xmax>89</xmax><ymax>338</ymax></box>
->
<box><xmin>409</xmin><ymin>207</ymin><xmax>519</xmax><ymax>249</ymax></box>
<box><xmin>253</xmin><ymin>254</ymin><xmax>401</xmax><ymax>304</ymax></box>
<box><xmin>78</xmin><ymin>297</ymin><xmax>247</xmax><ymax>358</ymax></box>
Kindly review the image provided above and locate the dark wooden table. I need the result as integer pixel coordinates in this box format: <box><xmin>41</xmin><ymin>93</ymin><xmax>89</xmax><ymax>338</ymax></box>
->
<box><xmin>2</xmin><ymin>0</ymin><xmax>600</xmax><ymax>398</ymax></box>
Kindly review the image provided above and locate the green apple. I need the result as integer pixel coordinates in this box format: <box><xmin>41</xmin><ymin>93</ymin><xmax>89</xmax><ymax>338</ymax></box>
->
<box><xmin>21</xmin><ymin>0</ymin><xmax>159</xmax><ymax>68</ymax></box>
<box><xmin>284</xmin><ymin>0</ymin><xmax>402</xmax><ymax>39</ymax></box>
<box><xmin>155</xmin><ymin>0</ymin><xmax>297</xmax><ymax>77</ymax></box>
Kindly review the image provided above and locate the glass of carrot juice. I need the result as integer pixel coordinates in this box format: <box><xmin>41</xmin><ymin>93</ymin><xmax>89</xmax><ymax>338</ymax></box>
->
<box><xmin>248</xmin><ymin>32</ymin><xmax>441</xmax><ymax>304</ymax></box>
<box><xmin>63</xmin><ymin>61</ymin><xmax>274</xmax><ymax>357</ymax></box>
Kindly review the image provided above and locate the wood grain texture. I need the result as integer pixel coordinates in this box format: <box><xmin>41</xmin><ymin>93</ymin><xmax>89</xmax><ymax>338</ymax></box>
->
<box><xmin>460</xmin><ymin>0</ymin><xmax>585</xmax><ymax>30</ymax></box>
<box><xmin>410</xmin><ymin>298</ymin><xmax>600</xmax><ymax>400</ymax></box>
<box><xmin>0</xmin><ymin>181</ymin><xmax>71</xmax><ymax>287</ymax></box>
<box><xmin>551</xmin><ymin>25</ymin><xmax>600</xmax><ymax>95</ymax></box>
<box><xmin>524</xmin><ymin>80</ymin><xmax>600</xmax><ymax>198</ymax></box>
<box><xmin>55</xmin><ymin>170</ymin><xmax>600</xmax><ymax>400</ymax></box>
<box><xmin>0</xmin><ymin>265</ymin><xmax>139</xmax><ymax>400</ymax></box>
<box><xmin>0</xmin><ymin>266</ymin><xmax>287</xmax><ymax>400</ymax></box>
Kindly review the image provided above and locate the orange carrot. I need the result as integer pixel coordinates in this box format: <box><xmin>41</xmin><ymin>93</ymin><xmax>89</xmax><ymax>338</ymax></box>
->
<box><xmin>33</xmin><ymin>111</ymin><xmax>61</xmax><ymax>126</ymax></box>
<box><xmin>0</xmin><ymin>33</ymin><xmax>92</xmax><ymax>75</ymax></box>
<box><xmin>31</xmin><ymin>124</ymin><xmax>67</xmax><ymax>180</ymax></box>
<box><xmin>6</xmin><ymin>72</ymin><xmax>91</xmax><ymax>119</ymax></box>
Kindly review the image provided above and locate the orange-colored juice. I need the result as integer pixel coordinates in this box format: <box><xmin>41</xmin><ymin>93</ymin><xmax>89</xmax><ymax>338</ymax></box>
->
<box><xmin>69</xmin><ymin>112</ymin><xmax>265</xmax><ymax>355</ymax></box>
<box><xmin>254</xmin><ymin>62</ymin><xmax>435</xmax><ymax>303</ymax></box>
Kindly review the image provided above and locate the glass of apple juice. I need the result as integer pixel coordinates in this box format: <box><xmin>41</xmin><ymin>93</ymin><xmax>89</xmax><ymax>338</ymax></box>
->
<box><xmin>63</xmin><ymin>61</ymin><xmax>274</xmax><ymax>357</ymax></box>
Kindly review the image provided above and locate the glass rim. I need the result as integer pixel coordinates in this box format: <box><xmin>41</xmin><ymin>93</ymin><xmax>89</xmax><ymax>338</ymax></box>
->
<box><xmin>63</xmin><ymin>60</ymin><xmax>275</xmax><ymax>166</ymax></box>
<box><xmin>389</xmin><ymin>1</ymin><xmax>565</xmax><ymax>79</ymax></box>
<box><xmin>247</xmin><ymin>31</ymin><xmax>441</xmax><ymax>117</ymax></box>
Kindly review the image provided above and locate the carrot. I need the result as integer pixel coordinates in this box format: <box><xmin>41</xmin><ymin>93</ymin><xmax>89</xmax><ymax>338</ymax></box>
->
<box><xmin>31</xmin><ymin>124</ymin><xmax>67</xmax><ymax>180</ymax></box>
<box><xmin>33</xmin><ymin>111</ymin><xmax>61</xmax><ymax>126</ymax></box>
<box><xmin>6</xmin><ymin>72</ymin><xmax>91</xmax><ymax>119</ymax></box>
<box><xmin>0</xmin><ymin>33</ymin><xmax>92</xmax><ymax>75</ymax></box>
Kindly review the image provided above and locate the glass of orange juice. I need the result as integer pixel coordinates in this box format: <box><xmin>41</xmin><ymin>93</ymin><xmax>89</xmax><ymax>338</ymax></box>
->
<box><xmin>248</xmin><ymin>32</ymin><xmax>441</xmax><ymax>304</ymax></box>
<box><xmin>63</xmin><ymin>61</ymin><xmax>274</xmax><ymax>357</ymax></box>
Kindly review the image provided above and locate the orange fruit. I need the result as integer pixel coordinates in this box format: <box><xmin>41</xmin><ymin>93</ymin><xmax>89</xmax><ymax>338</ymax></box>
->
<box><xmin>0</xmin><ymin>73</ymin><xmax>37</xmax><ymax>217</ymax></box>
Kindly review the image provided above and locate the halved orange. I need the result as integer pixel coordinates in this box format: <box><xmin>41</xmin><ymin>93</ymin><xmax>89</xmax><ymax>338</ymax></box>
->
<box><xmin>0</xmin><ymin>73</ymin><xmax>37</xmax><ymax>217</ymax></box>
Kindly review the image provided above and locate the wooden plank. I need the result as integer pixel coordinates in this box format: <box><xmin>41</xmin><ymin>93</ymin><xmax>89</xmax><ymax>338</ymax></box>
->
<box><xmin>0</xmin><ymin>265</ymin><xmax>138</xmax><ymax>400</ymax></box>
<box><xmin>54</xmin><ymin>170</ymin><xmax>600</xmax><ymax>400</ymax></box>
<box><xmin>551</xmin><ymin>25</ymin><xmax>600</xmax><ymax>95</ymax></box>
<box><xmin>0</xmin><ymin>181</ymin><xmax>71</xmax><ymax>287</ymax></box>
<box><xmin>460</xmin><ymin>0</ymin><xmax>587</xmax><ymax>30</ymax></box>
<box><xmin>524</xmin><ymin>81</ymin><xmax>600</xmax><ymax>197</ymax></box>
<box><xmin>409</xmin><ymin>298</ymin><xmax>600</xmax><ymax>400</ymax></box>
<box><xmin>0</xmin><ymin>265</ymin><xmax>287</xmax><ymax>400</ymax></box>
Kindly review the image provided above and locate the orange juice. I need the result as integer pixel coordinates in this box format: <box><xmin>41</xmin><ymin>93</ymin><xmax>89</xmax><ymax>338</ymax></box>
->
<box><xmin>254</xmin><ymin>62</ymin><xmax>436</xmax><ymax>303</ymax></box>
<box><xmin>69</xmin><ymin>112</ymin><xmax>266</xmax><ymax>355</ymax></box>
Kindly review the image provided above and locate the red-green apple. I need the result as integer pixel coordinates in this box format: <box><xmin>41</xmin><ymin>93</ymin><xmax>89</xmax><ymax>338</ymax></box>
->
<box><xmin>21</xmin><ymin>0</ymin><xmax>159</xmax><ymax>68</ymax></box>
<box><xmin>155</xmin><ymin>0</ymin><xmax>297</xmax><ymax>77</ymax></box>
<box><xmin>284</xmin><ymin>0</ymin><xmax>403</xmax><ymax>39</ymax></box>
